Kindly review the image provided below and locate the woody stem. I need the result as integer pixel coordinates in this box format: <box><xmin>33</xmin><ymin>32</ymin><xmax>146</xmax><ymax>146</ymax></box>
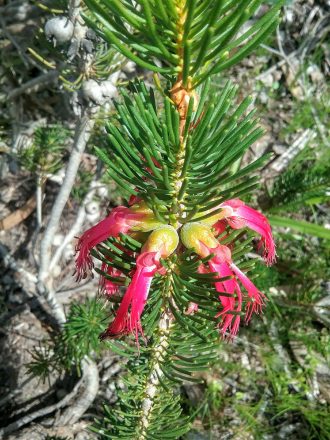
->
<box><xmin>168</xmin><ymin>3</ymin><xmax>195</xmax><ymax>228</ymax></box>
<box><xmin>137</xmin><ymin>309</ymin><xmax>172</xmax><ymax>439</ymax></box>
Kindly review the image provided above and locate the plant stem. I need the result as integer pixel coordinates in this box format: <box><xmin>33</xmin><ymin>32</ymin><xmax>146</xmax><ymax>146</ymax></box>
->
<box><xmin>49</xmin><ymin>180</ymin><xmax>97</xmax><ymax>271</ymax></box>
<box><xmin>0</xmin><ymin>358</ymin><xmax>87</xmax><ymax>436</ymax></box>
<box><xmin>37</xmin><ymin>108</ymin><xmax>98</xmax><ymax>326</ymax></box>
<box><xmin>138</xmin><ymin>309</ymin><xmax>172</xmax><ymax>438</ymax></box>
<box><xmin>38</xmin><ymin>110</ymin><xmax>97</xmax><ymax>282</ymax></box>
<box><xmin>6</xmin><ymin>71</ymin><xmax>59</xmax><ymax>100</ymax></box>
<box><xmin>36</xmin><ymin>173</ymin><xmax>43</xmax><ymax>228</ymax></box>
<box><xmin>55</xmin><ymin>356</ymin><xmax>99</xmax><ymax>425</ymax></box>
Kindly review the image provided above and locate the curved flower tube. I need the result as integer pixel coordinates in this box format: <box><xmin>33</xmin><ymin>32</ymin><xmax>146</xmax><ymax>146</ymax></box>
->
<box><xmin>199</xmin><ymin>244</ymin><xmax>243</xmax><ymax>339</ymax></box>
<box><xmin>229</xmin><ymin>262</ymin><xmax>265</xmax><ymax>322</ymax></box>
<box><xmin>209</xmin><ymin>259</ymin><xmax>242</xmax><ymax>339</ymax></box>
<box><xmin>196</xmin><ymin>260</ymin><xmax>240</xmax><ymax>337</ymax></box>
<box><xmin>197</xmin><ymin>199</ymin><xmax>276</xmax><ymax>265</ymax></box>
<box><xmin>100</xmin><ymin>225</ymin><xmax>179</xmax><ymax>341</ymax></box>
<box><xmin>214</xmin><ymin>199</ymin><xmax>276</xmax><ymax>265</ymax></box>
<box><xmin>75</xmin><ymin>203</ymin><xmax>162</xmax><ymax>281</ymax></box>
<box><xmin>211</xmin><ymin>245</ymin><xmax>265</xmax><ymax>324</ymax></box>
<box><xmin>99</xmin><ymin>251</ymin><xmax>161</xmax><ymax>340</ymax></box>
<box><xmin>181</xmin><ymin>223</ymin><xmax>266</xmax><ymax>338</ymax></box>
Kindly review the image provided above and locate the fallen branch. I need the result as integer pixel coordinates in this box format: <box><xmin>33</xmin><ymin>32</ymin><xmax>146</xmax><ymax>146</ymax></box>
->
<box><xmin>0</xmin><ymin>195</ymin><xmax>36</xmax><ymax>231</ymax></box>
<box><xmin>270</xmin><ymin>129</ymin><xmax>316</xmax><ymax>173</ymax></box>
<box><xmin>37</xmin><ymin>108</ymin><xmax>98</xmax><ymax>326</ymax></box>
<box><xmin>38</xmin><ymin>110</ymin><xmax>97</xmax><ymax>284</ymax></box>
<box><xmin>49</xmin><ymin>181</ymin><xmax>99</xmax><ymax>272</ymax></box>
<box><xmin>0</xmin><ymin>371</ymin><xmax>85</xmax><ymax>436</ymax></box>
<box><xmin>0</xmin><ymin>352</ymin><xmax>98</xmax><ymax>436</ymax></box>
<box><xmin>6</xmin><ymin>71</ymin><xmax>59</xmax><ymax>101</ymax></box>
<box><xmin>55</xmin><ymin>356</ymin><xmax>99</xmax><ymax>426</ymax></box>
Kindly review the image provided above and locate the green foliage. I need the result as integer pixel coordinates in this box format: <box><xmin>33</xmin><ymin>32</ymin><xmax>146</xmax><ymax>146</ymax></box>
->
<box><xmin>273</xmin><ymin>238</ymin><xmax>329</xmax><ymax>298</ymax></box>
<box><xmin>27</xmin><ymin>299</ymin><xmax>108</xmax><ymax>378</ymax></box>
<box><xmin>60</xmin><ymin>299</ymin><xmax>108</xmax><ymax>368</ymax></box>
<box><xmin>269</xmin><ymin>215</ymin><xmax>330</xmax><ymax>240</ymax></box>
<box><xmin>266</xmin><ymin>147</ymin><xmax>330</xmax><ymax>213</ymax></box>
<box><xmin>84</xmin><ymin>0</ymin><xmax>283</xmax><ymax>86</ymax></box>
<box><xmin>18</xmin><ymin>124</ymin><xmax>69</xmax><ymax>175</ymax></box>
<box><xmin>27</xmin><ymin>343</ymin><xmax>57</xmax><ymax>384</ymax></box>
<box><xmin>260</xmin><ymin>344</ymin><xmax>330</xmax><ymax>440</ymax></box>
<box><xmin>94</xmin><ymin>338</ymin><xmax>191</xmax><ymax>439</ymax></box>
<box><xmin>282</xmin><ymin>84</ymin><xmax>330</xmax><ymax>139</ymax></box>
<box><xmin>96</xmin><ymin>79</ymin><xmax>268</xmax><ymax>225</ymax></box>
<box><xmin>186</xmin><ymin>313</ymin><xmax>330</xmax><ymax>440</ymax></box>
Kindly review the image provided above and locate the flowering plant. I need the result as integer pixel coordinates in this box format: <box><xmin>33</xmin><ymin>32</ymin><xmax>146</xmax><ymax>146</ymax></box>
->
<box><xmin>76</xmin><ymin>198</ymin><xmax>275</xmax><ymax>340</ymax></box>
<box><xmin>75</xmin><ymin>1</ymin><xmax>283</xmax><ymax>437</ymax></box>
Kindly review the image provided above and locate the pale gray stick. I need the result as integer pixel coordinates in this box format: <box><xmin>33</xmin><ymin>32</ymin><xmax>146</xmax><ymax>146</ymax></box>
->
<box><xmin>37</xmin><ymin>0</ymin><xmax>98</xmax><ymax>326</ymax></box>
<box><xmin>0</xmin><ymin>373</ymin><xmax>85</xmax><ymax>437</ymax></box>
<box><xmin>6</xmin><ymin>71</ymin><xmax>59</xmax><ymax>101</ymax></box>
<box><xmin>38</xmin><ymin>111</ymin><xmax>97</xmax><ymax>283</ymax></box>
<box><xmin>270</xmin><ymin>129</ymin><xmax>316</xmax><ymax>173</ymax></box>
<box><xmin>37</xmin><ymin>110</ymin><xmax>97</xmax><ymax>325</ymax></box>
<box><xmin>49</xmin><ymin>182</ymin><xmax>99</xmax><ymax>272</ymax></box>
<box><xmin>55</xmin><ymin>356</ymin><xmax>99</xmax><ymax>426</ymax></box>
<box><xmin>36</xmin><ymin>175</ymin><xmax>43</xmax><ymax>228</ymax></box>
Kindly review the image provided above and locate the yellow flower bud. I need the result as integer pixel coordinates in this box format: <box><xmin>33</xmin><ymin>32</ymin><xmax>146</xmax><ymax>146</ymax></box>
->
<box><xmin>143</xmin><ymin>225</ymin><xmax>179</xmax><ymax>257</ymax></box>
<box><xmin>180</xmin><ymin>223</ymin><xmax>218</xmax><ymax>256</ymax></box>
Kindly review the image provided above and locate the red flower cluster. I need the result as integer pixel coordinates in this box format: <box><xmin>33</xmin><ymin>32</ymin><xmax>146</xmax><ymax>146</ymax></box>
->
<box><xmin>75</xmin><ymin>198</ymin><xmax>275</xmax><ymax>341</ymax></box>
<box><xmin>75</xmin><ymin>203</ymin><xmax>178</xmax><ymax>340</ymax></box>
<box><xmin>181</xmin><ymin>198</ymin><xmax>276</xmax><ymax>338</ymax></box>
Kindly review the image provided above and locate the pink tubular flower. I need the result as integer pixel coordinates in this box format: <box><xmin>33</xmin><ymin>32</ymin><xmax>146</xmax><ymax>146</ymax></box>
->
<box><xmin>203</xmin><ymin>246</ymin><xmax>242</xmax><ymax>339</ymax></box>
<box><xmin>75</xmin><ymin>204</ymin><xmax>161</xmax><ymax>281</ymax></box>
<box><xmin>99</xmin><ymin>251</ymin><xmax>161</xmax><ymax>340</ymax></box>
<box><xmin>210</xmin><ymin>245</ymin><xmax>265</xmax><ymax>325</ymax></box>
<box><xmin>100</xmin><ymin>225</ymin><xmax>179</xmax><ymax>341</ymax></box>
<box><xmin>181</xmin><ymin>223</ymin><xmax>266</xmax><ymax>338</ymax></box>
<box><xmin>214</xmin><ymin>199</ymin><xmax>276</xmax><ymax>265</ymax></box>
<box><xmin>229</xmin><ymin>262</ymin><xmax>265</xmax><ymax>322</ymax></box>
<box><xmin>99</xmin><ymin>263</ymin><xmax>123</xmax><ymax>296</ymax></box>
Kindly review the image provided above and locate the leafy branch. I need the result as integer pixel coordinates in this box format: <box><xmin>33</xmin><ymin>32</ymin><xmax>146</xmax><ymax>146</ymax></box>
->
<box><xmin>59</xmin><ymin>1</ymin><xmax>285</xmax><ymax>438</ymax></box>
